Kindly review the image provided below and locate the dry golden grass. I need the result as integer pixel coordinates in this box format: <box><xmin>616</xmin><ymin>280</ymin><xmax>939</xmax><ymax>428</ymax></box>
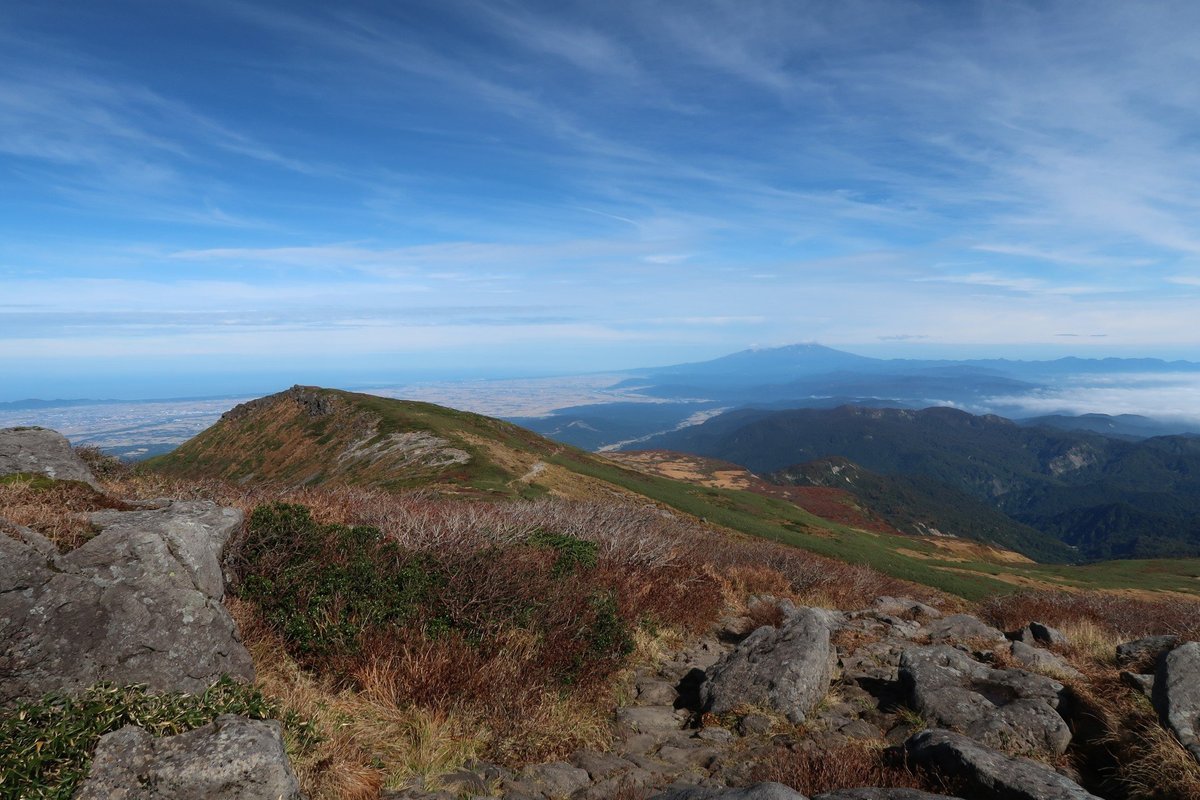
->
<box><xmin>979</xmin><ymin>590</ymin><xmax>1200</xmax><ymax>645</ymax></box>
<box><xmin>1116</xmin><ymin>715</ymin><xmax>1200</xmax><ymax>800</ymax></box>
<box><xmin>0</xmin><ymin>475</ymin><xmax>133</xmax><ymax>550</ymax></box>
<box><xmin>231</xmin><ymin>598</ymin><xmax>512</xmax><ymax>798</ymax></box>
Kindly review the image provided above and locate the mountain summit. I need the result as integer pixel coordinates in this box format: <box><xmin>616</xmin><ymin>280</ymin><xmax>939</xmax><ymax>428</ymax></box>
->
<box><xmin>150</xmin><ymin>385</ymin><xmax>567</xmax><ymax>496</ymax></box>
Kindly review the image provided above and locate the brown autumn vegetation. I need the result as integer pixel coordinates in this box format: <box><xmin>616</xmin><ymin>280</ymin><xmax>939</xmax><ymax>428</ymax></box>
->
<box><xmin>0</xmin><ymin>474</ymin><xmax>134</xmax><ymax>550</ymax></box>
<box><xmin>59</xmin><ymin>468</ymin><xmax>942</xmax><ymax>796</ymax></box>
<box><xmin>8</xmin><ymin>451</ymin><xmax>1200</xmax><ymax>799</ymax></box>
<box><xmin>979</xmin><ymin>589</ymin><xmax>1200</xmax><ymax>645</ymax></box>
<box><xmin>751</xmin><ymin>739</ymin><xmax>960</xmax><ymax>796</ymax></box>
<box><xmin>980</xmin><ymin>590</ymin><xmax>1200</xmax><ymax>800</ymax></box>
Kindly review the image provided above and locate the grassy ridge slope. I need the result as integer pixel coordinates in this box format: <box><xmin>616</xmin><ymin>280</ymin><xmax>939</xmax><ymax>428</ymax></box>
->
<box><xmin>149</xmin><ymin>386</ymin><xmax>565</xmax><ymax>498</ymax></box>
<box><xmin>147</xmin><ymin>387</ymin><xmax>1200</xmax><ymax>601</ymax></box>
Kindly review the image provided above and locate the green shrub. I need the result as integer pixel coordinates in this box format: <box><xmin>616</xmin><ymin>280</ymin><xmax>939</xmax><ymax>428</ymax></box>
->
<box><xmin>236</xmin><ymin>503</ymin><xmax>442</xmax><ymax>659</ymax></box>
<box><xmin>0</xmin><ymin>678</ymin><xmax>316</xmax><ymax>800</ymax></box>
<box><xmin>583</xmin><ymin>591</ymin><xmax>633</xmax><ymax>661</ymax></box>
<box><xmin>527</xmin><ymin>529</ymin><xmax>599</xmax><ymax>575</ymax></box>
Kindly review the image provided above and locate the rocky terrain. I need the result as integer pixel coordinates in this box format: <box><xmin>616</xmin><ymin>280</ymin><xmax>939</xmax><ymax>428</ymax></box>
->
<box><xmin>4</xmin><ymin>424</ymin><xmax>1200</xmax><ymax>799</ymax></box>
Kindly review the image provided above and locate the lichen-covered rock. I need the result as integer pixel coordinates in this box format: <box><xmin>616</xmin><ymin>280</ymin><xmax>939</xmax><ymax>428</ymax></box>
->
<box><xmin>519</xmin><ymin>761</ymin><xmax>591</xmax><ymax>797</ymax></box>
<box><xmin>899</xmin><ymin>646</ymin><xmax>1071</xmax><ymax>754</ymax></box>
<box><xmin>1120</xmin><ymin>671</ymin><xmax>1155</xmax><ymax>698</ymax></box>
<box><xmin>0</xmin><ymin>426</ymin><xmax>99</xmax><ymax>487</ymax></box>
<box><xmin>815</xmin><ymin>790</ymin><xmax>963</xmax><ymax>800</ymax></box>
<box><xmin>701</xmin><ymin>607</ymin><xmax>837</xmax><ymax>724</ymax></box>
<box><xmin>1116</xmin><ymin>635</ymin><xmax>1180</xmax><ymax>667</ymax></box>
<box><xmin>75</xmin><ymin>715</ymin><xmax>303</xmax><ymax>799</ymax></box>
<box><xmin>1152</xmin><ymin>641</ymin><xmax>1200</xmax><ymax>765</ymax></box>
<box><xmin>651</xmin><ymin>784</ymin><xmax>809</xmax><ymax>800</ymax></box>
<box><xmin>1008</xmin><ymin>641</ymin><xmax>1082</xmax><ymax>680</ymax></box>
<box><xmin>873</xmin><ymin>596</ymin><xmax>942</xmax><ymax>620</ymax></box>
<box><xmin>0</xmin><ymin>501</ymin><xmax>252</xmax><ymax>707</ymax></box>
<box><xmin>922</xmin><ymin>614</ymin><xmax>1006</xmax><ymax>643</ymax></box>
<box><xmin>1026</xmin><ymin>622</ymin><xmax>1067</xmax><ymax>647</ymax></box>
<box><xmin>905</xmin><ymin>729</ymin><xmax>1100</xmax><ymax>800</ymax></box>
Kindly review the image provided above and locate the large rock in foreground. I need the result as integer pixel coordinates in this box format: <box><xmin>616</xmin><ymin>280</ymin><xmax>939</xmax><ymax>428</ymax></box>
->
<box><xmin>0</xmin><ymin>501</ymin><xmax>252</xmax><ymax>707</ymax></box>
<box><xmin>899</xmin><ymin>646</ymin><xmax>1071</xmax><ymax>755</ymax></box>
<box><xmin>75</xmin><ymin>715</ymin><xmax>304</xmax><ymax>799</ymax></box>
<box><xmin>1152</xmin><ymin>641</ymin><xmax>1200</xmax><ymax>765</ymax></box>
<box><xmin>0</xmin><ymin>426</ymin><xmax>99</xmax><ymax>487</ymax></box>
<box><xmin>700</xmin><ymin>607</ymin><xmax>837</xmax><ymax>724</ymax></box>
<box><xmin>906</xmin><ymin>729</ymin><xmax>1100</xmax><ymax>800</ymax></box>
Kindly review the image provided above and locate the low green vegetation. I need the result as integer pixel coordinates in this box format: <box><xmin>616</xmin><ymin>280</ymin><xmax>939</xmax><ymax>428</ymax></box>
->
<box><xmin>0</xmin><ymin>473</ymin><xmax>73</xmax><ymax>490</ymax></box>
<box><xmin>0</xmin><ymin>678</ymin><xmax>317</xmax><ymax>800</ymax></box>
<box><xmin>236</xmin><ymin>503</ymin><xmax>442</xmax><ymax>658</ymax></box>
<box><xmin>528</xmin><ymin>529</ymin><xmax>599</xmax><ymax>575</ymax></box>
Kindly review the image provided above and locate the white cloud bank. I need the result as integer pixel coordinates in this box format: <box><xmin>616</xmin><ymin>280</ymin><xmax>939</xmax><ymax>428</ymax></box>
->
<box><xmin>988</xmin><ymin>372</ymin><xmax>1200</xmax><ymax>422</ymax></box>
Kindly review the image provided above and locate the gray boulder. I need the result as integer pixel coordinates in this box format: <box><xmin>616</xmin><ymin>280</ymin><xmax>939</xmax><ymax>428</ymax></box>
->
<box><xmin>899</xmin><ymin>646</ymin><xmax>1071</xmax><ymax>754</ymax></box>
<box><xmin>701</xmin><ymin>607</ymin><xmax>836</xmax><ymax>724</ymax></box>
<box><xmin>0</xmin><ymin>426</ymin><xmax>99</xmax><ymax>488</ymax></box>
<box><xmin>1116</xmin><ymin>635</ymin><xmax>1180</xmax><ymax>667</ymax></box>
<box><xmin>75</xmin><ymin>714</ymin><xmax>303</xmax><ymax>799</ymax></box>
<box><xmin>651</xmin><ymin>784</ymin><xmax>809</xmax><ymax>800</ymax></box>
<box><xmin>873</xmin><ymin>596</ymin><xmax>942</xmax><ymax>620</ymax></box>
<box><xmin>0</xmin><ymin>501</ymin><xmax>252</xmax><ymax>707</ymax></box>
<box><xmin>1008</xmin><ymin>641</ymin><xmax>1082</xmax><ymax>680</ymax></box>
<box><xmin>520</xmin><ymin>761</ymin><xmax>591</xmax><ymax>797</ymax></box>
<box><xmin>1027</xmin><ymin>623</ymin><xmax>1067</xmax><ymax>647</ymax></box>
<box><xmin>1152</xmin><ymin>641</ymin><xmax>1200</xmax><ymax>765</ymax></box>
<box><xmin>816</xmin><ymin>791</ymin><xmax>963</xmax><ymax>799</ymax></box>
<box><xmin>1120</xmin><ymin>671</ymin><xmax>1155</xmax><ymax>698</ymax></box>
<box><xmin>905</xmin><ymin>729</ymin><xmax>1100</xmax><ymax>800</ymax></box>
<box><xmin>1014</xmin><ymin>623</ymin><xmax>1067</xmax><ymax>648</ymax></box>
<box><xmin>922</xmin><ymin>614</ymin><xmax>1006</xmax><ymax>644</ymax></box>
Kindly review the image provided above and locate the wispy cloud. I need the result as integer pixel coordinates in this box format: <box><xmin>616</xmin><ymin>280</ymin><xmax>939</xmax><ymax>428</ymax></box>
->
<box><xmin>4</xmin><ymin>1</ymin><xmax>1200</xmax><ymax>394</ymax></box>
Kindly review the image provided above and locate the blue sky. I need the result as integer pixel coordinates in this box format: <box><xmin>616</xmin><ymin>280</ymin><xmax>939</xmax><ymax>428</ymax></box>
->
<box><xmin>3</xmin><ymin>0</ymin><xmax>1200</xmax><ymax>398</ymax></box>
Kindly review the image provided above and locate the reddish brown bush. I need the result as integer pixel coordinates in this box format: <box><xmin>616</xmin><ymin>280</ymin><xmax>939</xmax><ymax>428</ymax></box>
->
<box><xmin>746</xmin><ymin>599</ymin><xmax>787</xmax><ymax>629</ymax></box>
<box><xmin>978</xmin><ymin>590</ymin><xmax>1200</xmax><ymax>642</ymax></box>
<box><xmin>751</xmin><ymin>741</ymin><xmax>958</xmax><ymax>796</ymax></box>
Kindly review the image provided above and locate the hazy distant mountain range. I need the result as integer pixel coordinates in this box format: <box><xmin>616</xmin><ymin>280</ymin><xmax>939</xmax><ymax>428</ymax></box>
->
<box><xmin>514</xmin><ymin>343</ymin><xmax>1200</xmax><ymax>449</ymax></box>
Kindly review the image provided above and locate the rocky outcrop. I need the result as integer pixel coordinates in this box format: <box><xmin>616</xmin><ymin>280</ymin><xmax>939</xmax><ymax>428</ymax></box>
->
<box><xmin>75</xmin><ymin>715</ymin><xmax>303</xmax><ymax>799</ymax></box>
<box><xmin>922</xmin><ymin>614</ymin><xmax>1006</xmax><ymax>643</ymax></box>
<box><xmin>0</xmin><ymin>426</ymin><xmax>99</xmax><ymax>487</ymax></box>
<box><xmin>0</xmin><ymin>501</ymin><xmax>252</xmax><ymax>707</ymax></box>
<box><xmin>871</xmin><ymin>597</ymin><xmax>941</xmax><ymax>620</ymax></box>
<box><xmin>1152</xmin><ymin>641</ymin><xmax>1200</xmax><ymax>765</ymax></box>
<box><xmin>1013</xmin><ymin>623</ymin><xmax>1067</xmax><ymax>648</ymax></box>
<box><xmin>1116</xmin><ymin>635</ymin><xmax>1179</xmax><ymax>667</ymax></box>
<box><xmin>1008</xmin><ymin>641</ymin><xmax>1082</xmax><ymax>680</ymax></box>
<box><xmin>701</xmin><ymin>607</ymin><xmax>837</xmax><ymax>724</ymax></box>
<box><xmin>815</xmin><ymin>791</ymin><xmax>963</xmax><ymax>800</ymax></box>
<box><xmin>905</xmin><ymin>729</ymin><xmax>1100</xmax><ymax>800</ymax></box>
<box><xmin>899</xmin><ymin>646</ymin><xmax>1071</xmax><ymax>754</ymax></box>
<box><xmin>651</xmin><ymin>784</ymin><xmax>809</xmax><ymax>800</ymax></box>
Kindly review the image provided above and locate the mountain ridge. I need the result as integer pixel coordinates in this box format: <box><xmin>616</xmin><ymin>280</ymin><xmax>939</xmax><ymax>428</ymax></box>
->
<box><xmin>639</xmin><ymin>404</ymin><xmax>1200</xmax><ymax>560</ymax></box>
